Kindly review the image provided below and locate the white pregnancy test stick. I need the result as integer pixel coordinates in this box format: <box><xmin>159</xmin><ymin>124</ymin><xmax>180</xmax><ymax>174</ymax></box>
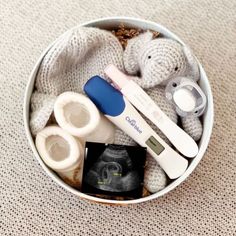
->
<box><xmin>105</xmin><ymin>64</ymin><xmax>198</xmax><ymax>158</ymax></box>
<box><xmin>84</xmin><ymin>76</ymin><xmax>188</xmax><ymax>179</ymax></box>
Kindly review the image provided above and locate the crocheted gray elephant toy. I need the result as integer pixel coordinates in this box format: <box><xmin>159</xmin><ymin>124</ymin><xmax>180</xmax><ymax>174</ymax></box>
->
<box><xmin>123</xmin><ymin>31</ymin><xmax>203</xmax><ymax>141</ymax></box>
<box><xmin>114</xmin><ymin>31</ymin><xmax>203</xmax><ymax>193</ymax></box>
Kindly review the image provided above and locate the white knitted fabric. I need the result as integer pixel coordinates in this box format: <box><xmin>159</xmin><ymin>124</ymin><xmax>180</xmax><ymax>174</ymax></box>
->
<box><xmin>30</xmin><ymin>26</ymin><xmax>168</xmax><ymax>194</ymax></box>
<box><xmin>30</xmin><ymin>26</ymin><xmax>124</xmax><ymax>136</ymax></box>
<box><xmin>30</xmin><ymin>92</ymin><xmax>57</xmax><ymax>136</ymax></box>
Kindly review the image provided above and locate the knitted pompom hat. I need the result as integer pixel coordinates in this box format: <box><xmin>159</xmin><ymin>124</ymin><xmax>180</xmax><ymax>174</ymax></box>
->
<box><xmin>30</xmin><ymin>26</ymin><xmax>124</xmax><ymax>136</ymax></box>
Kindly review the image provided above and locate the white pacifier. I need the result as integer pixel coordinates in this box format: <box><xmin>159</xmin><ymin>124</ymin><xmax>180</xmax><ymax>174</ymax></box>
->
<box><xmin>165</xmin><ymin>77</ymin><xmax>207</xmax><ymax>117</ymax></box>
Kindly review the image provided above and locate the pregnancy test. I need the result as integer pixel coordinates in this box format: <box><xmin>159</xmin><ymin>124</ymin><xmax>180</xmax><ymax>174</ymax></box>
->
<box><xmin>104</xmin><ymin>64</ymin><xmax>198</xmax><ymax>158</ymax></box>
<box><xmin>84</xmin><ymin>76</ymin><xmax>188</xmax><ymax>179</ymax></box>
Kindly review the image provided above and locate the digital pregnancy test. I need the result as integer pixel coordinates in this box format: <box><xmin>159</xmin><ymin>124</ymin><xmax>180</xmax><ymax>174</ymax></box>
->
<box><xmin>84</xmin><ymin>76</ymin><xmax>188</xmax><ymax>179</ymax></box>
<box><xmin>104</xmin><ymin>65</ymin><xmax>199</xmax><ymax>158</ymax></box>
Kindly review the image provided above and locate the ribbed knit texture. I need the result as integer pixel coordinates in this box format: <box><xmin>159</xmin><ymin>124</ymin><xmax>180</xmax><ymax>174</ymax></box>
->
<box><xmin>30</xmin><ymin>26</ymin><xmax>124</xmax><ymax>135</ymax></box>
<box><xmin>1</xmin><ymin>1</ymin><xmax>235</xmax><ymax>235</ymax></box>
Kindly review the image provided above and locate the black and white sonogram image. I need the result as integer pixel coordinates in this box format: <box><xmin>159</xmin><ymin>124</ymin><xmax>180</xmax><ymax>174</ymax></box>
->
<box><xmin>82</xmin><ymin>143</ymin><xmax>146</xmax><ymax>198</ymax></box>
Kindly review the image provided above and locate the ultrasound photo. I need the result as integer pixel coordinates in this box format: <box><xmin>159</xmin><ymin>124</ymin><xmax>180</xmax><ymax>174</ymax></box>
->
<box><xmin>82</xmin><ymin>142</ymin><xmax>147</xmax><ymax>199</ymax></box>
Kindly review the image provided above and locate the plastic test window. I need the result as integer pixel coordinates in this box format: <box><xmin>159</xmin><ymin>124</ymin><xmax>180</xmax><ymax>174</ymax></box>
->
<box><xmin>145</xmin><ymin>136</ymin><xmax>165</xmax><ymax>155</ymax></box>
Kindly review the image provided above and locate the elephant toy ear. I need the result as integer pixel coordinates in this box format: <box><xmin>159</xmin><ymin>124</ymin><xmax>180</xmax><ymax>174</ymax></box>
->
<box><xmin>183</xmin><ymin>46</ymin><xmax>200</xmax><ymax>81</ymax></box>
<box><xmin>123</xmin><ymin>31</ymin><xmax>153</xmax><ymax>75</ymax></box>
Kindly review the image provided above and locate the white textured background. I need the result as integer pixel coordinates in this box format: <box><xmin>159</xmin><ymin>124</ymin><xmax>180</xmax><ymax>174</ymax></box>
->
<box><xmin>0</xmin><ymin>1</ymin><xmax>235</xmax><ymax>235</ymax></box>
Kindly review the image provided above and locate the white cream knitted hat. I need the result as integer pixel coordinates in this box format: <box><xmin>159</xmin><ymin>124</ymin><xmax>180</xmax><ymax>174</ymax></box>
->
<box><xmin>30</xmin><ymin>26</ymin><xmax>124</xmax><ymax>136</ymax></box>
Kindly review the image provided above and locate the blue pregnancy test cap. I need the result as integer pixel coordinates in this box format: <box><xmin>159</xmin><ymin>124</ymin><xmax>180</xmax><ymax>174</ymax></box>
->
<box><xmin>84</xmin><ymin>76</ymin><xmax>125</xmax><ymax>116</ymax></box>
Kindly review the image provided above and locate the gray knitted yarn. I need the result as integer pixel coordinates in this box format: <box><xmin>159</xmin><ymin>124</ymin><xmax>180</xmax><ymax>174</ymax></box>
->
<box><xmin>144</xmin><ymin>154</ymin><xmax>167</xmax><ymax>193</ymax></box>
<box><xmin>181</xmin><ymin>116</ymin><xmax>203</xmax><ymax>141</ymax></box>
<box><xmin>123</xmin><ymin>31</ymin><xmax>203</xmax><ymax>141</ymax></box>
<box><xmin>124</xmin><ymin>31</ymin><xmax>200</xmax><ymax>88</ymax></box>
